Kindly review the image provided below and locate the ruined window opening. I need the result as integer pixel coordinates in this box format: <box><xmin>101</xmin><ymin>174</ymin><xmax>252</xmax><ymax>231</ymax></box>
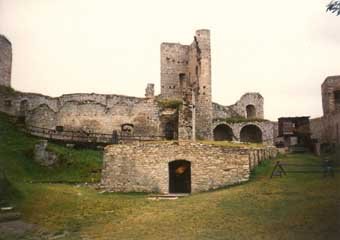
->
<box><xmin>246</xmin><ymin>105</ymin><xmax>256</xmax><ymax>119</ymax></box>
<box><xmin>240</xmin><ymin>125</ymin><xmax>263</xmax><ymax>143</ymax></box>
<box><xmin>195</xmin><ymin>66</ymin><xmax>199</xmax><ymax>76</ymax></box>
<box><xmin>179</xmin><ymin>73</ymin><xmax>187</xmax><ymax>91</ymax></box>
<box><xmin>169</xmin><ymin>160</ymin><xmax>191</xmax><ymax>193</ymax></box>
<box><xmin>213</xmin><ymin>124</ymin><xmax>233</xmax><ymax>141</ymax></box>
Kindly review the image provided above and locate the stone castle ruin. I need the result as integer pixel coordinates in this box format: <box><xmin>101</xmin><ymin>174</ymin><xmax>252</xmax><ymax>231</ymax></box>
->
<box><xmin>0</xmin><ymin>29</ymin><xmax>280</xmax><ymax>194</ymax></box>
<box><xmin>0</xmin><ymin>30</ymin><xmax>275</xmax><ymax>145</ymax></box>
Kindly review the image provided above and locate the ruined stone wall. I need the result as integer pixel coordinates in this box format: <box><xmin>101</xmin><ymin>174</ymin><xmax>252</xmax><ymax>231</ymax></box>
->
<box><xmin>311</xmin><ymin>113</ymin><xmax>340</xmax><ymax>144</ymax></box>
<box><xmin>322</xmin><ymin>76</ymin><xmax>340</xmax><ymax>115</ymax></box>
<box><xmin>160</xmin><ymin>43</ymin><xmax>189</xmax><ymax>99</ymax></box>
<box><xmin>160</xmin><ymin>30</ymin><xmax>213</xmax><ymax>140</ymax></box>
<box><xmin>0</xmin><ymin>35</ymin><xmax>12</xmax><ymax>87</ymax></box>
<box><xmin>101</xmin><ymin>142</ymin><xmax>278</xmax><ymax>193</ymax></box>
<box><xmin>0</xmin><ymin>90</ymin><xmax>58</xmax><ymax>117</ymax></box>
<box><xmin>192</xmin><ymin>30</ymin><xmax>213</xmax><ymax>140</ymax></box>
<box><xmin>230</xmin><ymin>93</ymin><xmax>264</xmax><ymax>119</ymax></box>
<box><xmin>28</xmin><ymin>95</ymin><xmax>160</xmax><ymax>135</ymax></box>
<box><xmin>310</xmin><ymin>76</ymin><xmax>340</xmax><ymax>145</ymax></box>
<box><xmin>212</xmin><ymin>120</ymin><xmax>275</xmax><ymax>145</ymax></box>
<box><xmin>0</xmin><ymin>91</ymin><xmax>163</xmax><ymax>136</ymax></box>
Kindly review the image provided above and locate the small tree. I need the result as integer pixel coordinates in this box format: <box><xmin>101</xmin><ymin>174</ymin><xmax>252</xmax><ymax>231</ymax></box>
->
<box><xmin>327</xmin><ymin>0</ymin><xmax>340</xmax><ymax>15</ymax></box>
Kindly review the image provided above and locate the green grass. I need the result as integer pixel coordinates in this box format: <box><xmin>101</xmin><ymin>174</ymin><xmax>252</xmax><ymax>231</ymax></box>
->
<box><xmin>0</xmin><ymin>112</ymin><xmax>102</xmax><ymax>185</ymax></box>
<box><xmin>0</xmin><ymin>112</ymin><xmax>339</xmax><ymax>239</ymax></box>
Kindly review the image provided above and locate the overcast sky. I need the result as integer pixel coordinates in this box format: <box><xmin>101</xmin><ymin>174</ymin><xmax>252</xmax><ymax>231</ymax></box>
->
<box><xmin>0</xmin><ymin>0</ymin><xmax>339</xmax><ymax>120</ymax></box>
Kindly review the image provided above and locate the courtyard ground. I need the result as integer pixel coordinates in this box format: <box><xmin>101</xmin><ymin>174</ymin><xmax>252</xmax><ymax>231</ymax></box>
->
<box><xmin>0</xmin><ymin>113</ymin><xmax>339</xmax><ymax>240</ymax></box>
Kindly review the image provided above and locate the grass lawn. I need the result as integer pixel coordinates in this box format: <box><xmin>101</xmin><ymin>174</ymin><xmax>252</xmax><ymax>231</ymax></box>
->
<box><xmin>0</xmin><ymin>113</ymin><xmax>339</xmax><ymax>239</ymax></box>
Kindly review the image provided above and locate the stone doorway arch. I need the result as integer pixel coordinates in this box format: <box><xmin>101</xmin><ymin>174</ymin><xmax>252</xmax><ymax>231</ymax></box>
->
<box><xmin>240</xmin><ymin>124</ymin><xmax>263</xmax><ymax>143</ymax></box>
<box><xmin>213</xmin><ymin>124</ymin><xmax>233</xmax><ymax>141</ymax></box>
<box><xmin>169</xmin><ymin>160</ymin><xmax>191</xmax><ymax>193</ymax></box>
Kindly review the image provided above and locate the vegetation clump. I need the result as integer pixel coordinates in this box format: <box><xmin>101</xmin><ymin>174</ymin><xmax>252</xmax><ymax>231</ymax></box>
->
<box><xmin>157</xmin><ymin>99</ymin><xmax>183</xmax><ymax>110</ymax></box>
<box><xmin>0</xmin><ymin>85</ymin><xmax>16</xmax><ymax>96</ymax></box>
<box><xmin>215</xmin><ymin>117</ymin><xmax>270</xmax><ymax>124</ymax></box>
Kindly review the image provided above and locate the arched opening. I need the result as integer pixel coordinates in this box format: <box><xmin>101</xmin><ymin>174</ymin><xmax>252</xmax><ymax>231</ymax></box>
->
<box><xmin>169</xmin><ymin>160</ymin><xmax>191</xmax><ymax>193</ymax></box>
<box><xmin>213</xmin><ymin>124</ymin><xmax>233</xmax><ymax>141</ymax></box>
<box><xmin>246</xmin><ymin>105</ymin><xmax>256</xmax><ymax>119</ymax></box>
<box><xmin>165</xmin><ymin>122</ymin><xmax>175</xmax><ymax>140</ymax></box>
<box><xmin>240</xmin><ymin>125</ymin><xmax>263</xmax><ymax>143</ymax></box>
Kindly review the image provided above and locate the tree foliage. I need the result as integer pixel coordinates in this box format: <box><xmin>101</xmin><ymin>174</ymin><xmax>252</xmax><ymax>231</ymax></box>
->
<box><xmin>327</xmin><ymin>0</ymin><xmax>340</xmax><ymax>15</ymax></box>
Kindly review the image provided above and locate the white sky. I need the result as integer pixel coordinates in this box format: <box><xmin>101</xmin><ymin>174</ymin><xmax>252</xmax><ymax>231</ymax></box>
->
<box><xmin>0</xmin><ymin>0</ymin><xmax>339</xmax><ymax>120</ymax></box>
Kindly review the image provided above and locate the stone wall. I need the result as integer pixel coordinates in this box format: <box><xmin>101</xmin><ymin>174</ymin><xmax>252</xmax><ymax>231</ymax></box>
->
<box><xmin>230</xmin><ymin>93</ymin><xmax>264</xmax><ymax>119</ymax></box>
<box><xmin>101</xmin><ymin>142</ymin><xmax>278</xmax><ymax>193</ymax></box>
<box><xmin>0</xmin><ymin>91</ymin><xmax>164</xmax><ymax>137</ymax></box>
<box><xmin>321</xmin><ymin>76</ymin><xmax>340</xmax><ymax>115</ymax></box>
<box><xmin>0</xmin><ymin>35</ymin><xmax>12</xmax><ymax>87</ymax></box>
<box><xmin>160</xmin><ymin>30</ymin><xmax>213</xmax><ymax>140</ymax></box>
<box><xmin>212</xmin><ymin>120</ymin><xmax>275</xmax><ymax>145</ymax></box>
<box><xmin>311</xmin><ymin>113</ymin><xmax>340</xmax><ymax>144</ymax></box>
<box><xmin>310</xmin><ymin>76</ymin><xmax>340</xmax><ymax>145</ymax></box>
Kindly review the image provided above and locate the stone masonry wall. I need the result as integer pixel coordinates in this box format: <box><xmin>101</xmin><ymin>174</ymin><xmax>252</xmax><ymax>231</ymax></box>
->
<box><xmin>0</xmin><ymin>91</ymin><xmax>163</xmax><ymax>137</ymax></box>
<box><xmin>101</xmin><ymin>142</ymin><xmax>278</xmax><ymax>193</ymax></box>
<box><xmin>230</xmin><ymin>93</ymin><xmax>264</xmax><ymax>119</ymax></box>
<box><xmin>212</xmin><ymin>120</ymin><xmax>275</xmax><ymax>145</ymax></box>
<box><xmin>0</xmin><ymin>35</ymin><xmax>12</xmax><ymax>87</ymax></box>
<box><xmin>160</xmin><ymin>30</ymin><xmax>213</xmax><ymax>140</ymax></box>
<box><xmin>322</xmin><ymin>76</ymin><xmax>340</xmax><ymax>115</ymax></box>
<box><xmin>311</xmin><ymin>113</ymin><xmax>340</xmax><ymax>144</ymax></box>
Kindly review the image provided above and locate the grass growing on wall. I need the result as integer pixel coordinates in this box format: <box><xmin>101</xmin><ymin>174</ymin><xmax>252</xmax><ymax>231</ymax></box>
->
<box><xmin>214</xmin><ymin>117</ymin><xmax>270</xmax><ymax>124</ymax></box>
<box><xmin>157</xmin><ymin>99</ymin><xmax>183</xmax><ymax>110</ymax></box>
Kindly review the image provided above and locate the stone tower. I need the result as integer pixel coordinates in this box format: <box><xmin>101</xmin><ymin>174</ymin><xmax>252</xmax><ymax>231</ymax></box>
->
<box><xmin>0</xmin><ymin>35</ymin><xmax>12</xmax><ymax>88</ymax></box>
<box><xmin>321</xmin><ymin>76</ymin><xmax>340</xmax><ymax>115</ymax></box>
<box><xmin>160</xmin><ymin>29</ymin><xmax>213</xmax><ymax>140</ymax></box>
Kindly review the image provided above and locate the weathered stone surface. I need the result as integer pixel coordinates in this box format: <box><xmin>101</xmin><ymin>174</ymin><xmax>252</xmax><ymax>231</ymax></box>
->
<box><xmin>33</xmin><ymin>140</ymin><xmax>58</xmax><ymax>166</ymax></box>
<box><xmin>0</xmin><ymin>30</ymin><xmax>275</xmax><ymax>145</ymax></box>
<box><xmin>160</xmin><ymin>30</ymin><xmax>213</xmax><ymax>140</ymax></box>
<box><xmin>101</xmin><ymin>142</ymin><xmax>278</xmax><ymax>193</ymax></box>
<box><xmin>0</xmin><ymin>35</ymin><xmax>11</xmax><ymax>87</ymax></box>
<box><xmin>310</xmin><ymin>76</ymin><xmax>340</xmax><ymax>145</ymax></box>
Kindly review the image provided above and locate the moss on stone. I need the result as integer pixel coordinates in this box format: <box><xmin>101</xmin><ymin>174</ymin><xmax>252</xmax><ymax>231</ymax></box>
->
<box><xmin>157</xmin><ymin>99</ymin><xmax>182</xmax><ymax>110</ymax></box>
